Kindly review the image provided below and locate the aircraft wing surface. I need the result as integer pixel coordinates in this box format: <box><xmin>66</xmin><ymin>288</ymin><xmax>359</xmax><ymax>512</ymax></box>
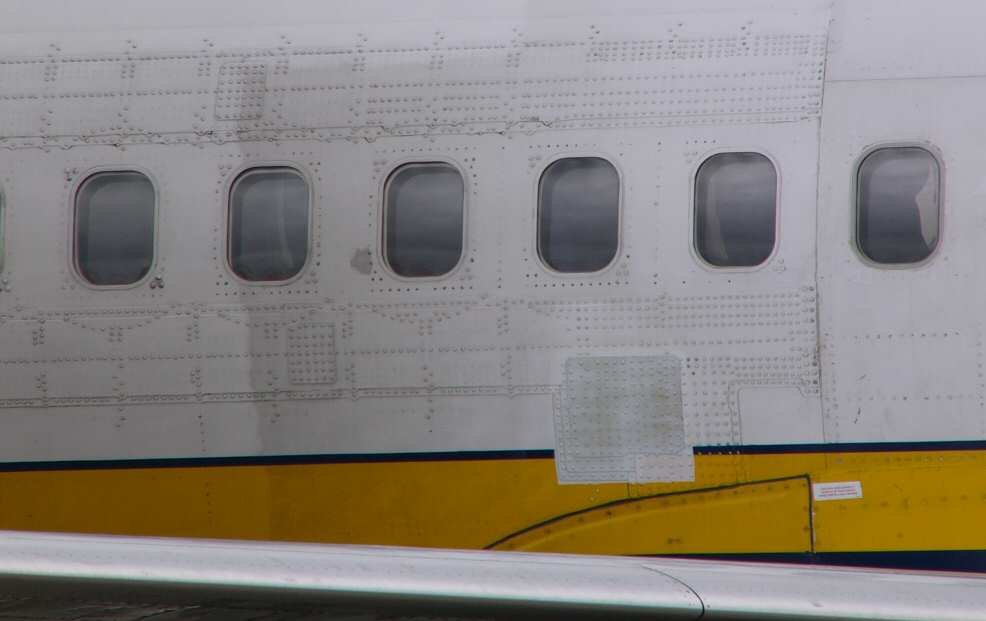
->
<box><xmin>0</xmin><ymin>530</ymin><xmax>983</xmax><ymax>620</ymax></box>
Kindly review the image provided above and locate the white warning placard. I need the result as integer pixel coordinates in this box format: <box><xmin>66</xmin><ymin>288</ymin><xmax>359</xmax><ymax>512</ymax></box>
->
<box><xmin>812</xmin><ymin>481</ymin><xmax>863</xmax><ymax>501</ymax></box>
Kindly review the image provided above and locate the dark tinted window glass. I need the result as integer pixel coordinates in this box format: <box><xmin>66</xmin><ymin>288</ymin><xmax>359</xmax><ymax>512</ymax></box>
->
<box><xmin>857</xmin><ymin>147</ymin><xmax>940</xmax><ymax>264</ymax></box>
<box><xmin>538</xmin><ymin>157</ymin><xmax>619</xmax><ymax>273</ymax></box>
<box><xmin>695</xmin><ymin>152</ymin><xmax>777</xmax><ymax>267</ymax></box>
<box><xmin>229</xmin><ymin>168</ymin><xmax>309</xmax><ymax>281</ymax></box>
<box><xmin>76</xmin><ymin>171</ymin><xmax>155</xmax><ymax>285</ymax></box>
<box><xmin>384</xmin><ymin>163</ymin><xmax>464</xmax><ymax>277</ymax></box>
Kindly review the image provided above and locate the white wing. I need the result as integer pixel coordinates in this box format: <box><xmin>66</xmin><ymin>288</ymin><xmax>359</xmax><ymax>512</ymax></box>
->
<box><xmin>0</xmin><ymin>531</ymin><xmax>984</xmax><ymax>620</ymax></box>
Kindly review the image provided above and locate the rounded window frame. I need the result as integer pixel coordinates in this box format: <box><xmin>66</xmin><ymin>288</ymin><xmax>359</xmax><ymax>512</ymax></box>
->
<box><xmin>379</xmin><ymin>158</ymin><xmax>468</xmax><ymax>282</ymax></box>
<box><xmin>71</xmin><ymin>166</ymin><xmax>159</xmax><ymax>290</ymax></box>
<box><xmin>534</xmin><ymin>154</ymin><xmax>624</xmax><ymax>277</ymax></box>
<box><xmin>852</xmin><ymin>142</ymin><xmax>944</xmax><ymax>269</ymax></box>
<box><xmin>690</xmin><ymin>149</ymin><xmax>781</xmax><ymax>272</ymax></box>
<box><xmin>224</xmin><ymin>163</ymin><xmax>315</xmax><ymax>286</ymax></box>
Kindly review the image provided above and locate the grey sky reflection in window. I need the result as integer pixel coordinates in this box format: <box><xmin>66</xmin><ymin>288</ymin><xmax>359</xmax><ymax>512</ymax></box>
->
<box><xmin>229</xmin><ymin>168</ymin><xmax>309</xmax><ymax>282</ymax></box>
<box><xmin>857</xmin><ymin>147</ymin><xmax>939</xmax><ymax>264</ymax></box>
<box><xmin>75</xmin><ymin>171</ymin><xmax>155</xmax><ymax>285</ymax></box>
<box><xmin>695</xmin><ymin>152</ymin><xmax>777</xmax><ymax>267</ymax></box>
<box><xmin>384</xmin><ymin>163</ymin><xmax>464</xmax><ymax>277</ymax></box>
<box><xmin>538</xmin><ymin>157</ymin><xmax>619</xmax><ymax>273</ymax></box>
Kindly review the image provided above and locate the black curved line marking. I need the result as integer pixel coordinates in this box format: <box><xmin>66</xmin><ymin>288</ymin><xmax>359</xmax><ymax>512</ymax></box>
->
<box><xmin>807</xmin><ymin>473</ymin><xmax>817</xmax><ymax>555</ymax></box>
<box><xmin>485</xmin><ymin>474</ymin><xmax>812</xmax><ymax>551</ymax></box>
<box><xmin>640</xmin><ymin>564</ymin><xmax>707</xmax><ymax>620</ymax></box>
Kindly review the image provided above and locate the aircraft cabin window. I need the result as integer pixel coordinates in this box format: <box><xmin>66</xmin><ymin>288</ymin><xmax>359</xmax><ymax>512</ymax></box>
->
<box><xmin>857</xmin><ymin>147</ymin><xmax>940</xmax><ymax>264</ymax></box>
<box><xmin>384</xmin><ymin>162</ymin><xmax>464</xmax><ymax>278</ymax></box>
<box><xmin>75</xmin><ymin>171</ymin><xmax>155</xmax><ymax>286</ymax></box>
<box><xmin>229</xmin><ymin>167</ymin><xmax>310</xmax><ymax>282</ymax></box>
<box><xmin>695</xmin><ymin>152</ymin><xmax>777</xmax><ymax>268</ymax></box>
<box><xmin>538</xmin><ymin>157</ymin><xmax>619</xmax><ymax>273</ymax></box>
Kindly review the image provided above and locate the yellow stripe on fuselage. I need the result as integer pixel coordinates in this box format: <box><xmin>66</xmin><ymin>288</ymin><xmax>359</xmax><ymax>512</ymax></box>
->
<box><xmin>0</xmin><ymin>449</ymin><xmax>984</xmax><ymax>555</ymax></box>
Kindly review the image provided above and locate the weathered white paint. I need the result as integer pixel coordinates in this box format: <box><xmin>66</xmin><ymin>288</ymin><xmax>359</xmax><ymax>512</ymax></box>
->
<box><xmin>0</xmin><ymin>1</ymin><xmax>978</xmax><ymax>483</ymax></box>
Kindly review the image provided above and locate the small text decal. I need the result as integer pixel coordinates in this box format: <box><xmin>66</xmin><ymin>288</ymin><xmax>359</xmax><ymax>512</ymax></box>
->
<box><xmin>812</xmin><ymin>481</ymin><xmax>863</xmax><ymax>501</ymax></box>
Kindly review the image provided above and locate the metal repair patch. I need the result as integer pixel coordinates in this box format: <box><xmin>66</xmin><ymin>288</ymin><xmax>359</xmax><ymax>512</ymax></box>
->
<box><xmin>554</xmin><ymin>355</ymin><xmax>694</xmax><ymax>484</ymax></box>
